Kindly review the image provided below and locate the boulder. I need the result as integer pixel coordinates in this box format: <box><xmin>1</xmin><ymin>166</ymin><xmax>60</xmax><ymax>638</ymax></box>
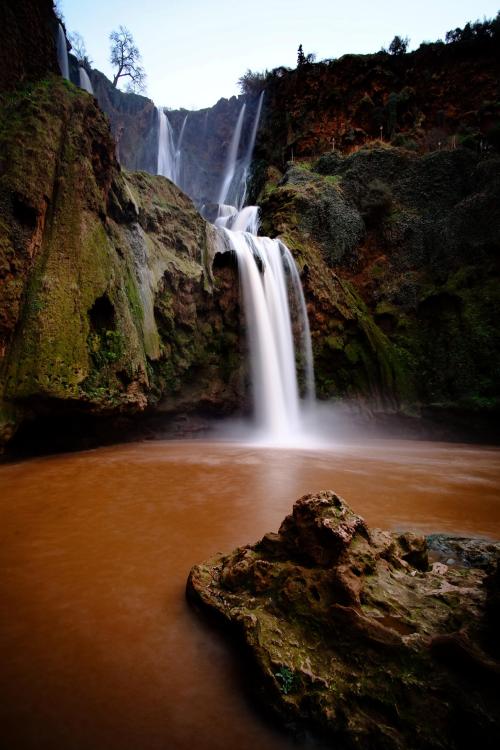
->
<box><xmin>188</xmin><ymin>491</ymin><xmax>500</xmax><ymax>749</ymax></box>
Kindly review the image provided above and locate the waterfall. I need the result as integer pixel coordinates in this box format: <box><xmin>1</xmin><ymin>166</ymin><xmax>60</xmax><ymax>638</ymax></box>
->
<box><xmin>157</xmin><ymin>107</ymin><xmax>176</xmax><ymax>181</ymax></box>
<box><xmin>220</xmin><ymin>229</ymin><xmax>300</xmax><ymax>437</ymax></box>
<box><xmin>215</xmin><ymin>204</ymin><xmax>315</xmax><ymax>442</ymax></box>
<box><xmin>153</xmin><ymin>88</ymin><xmax>315</xmax><ymax>442</ymax></box>
<box><xmin>282</xmin><ymin>248</ymin><xmax>315</xmax><ymax>402</ymax></box>
<box><xmin>78</xmin><ymin>68</ymin><xmax>93</xmax><ymax>94</ymax></box>
<box><xmin>217</xmin><ymin>103</ymin><xmax>246</xmax><ymax>205</ymax></box>
<box><xmin>174</xmin><ymin>115</ymin><xmax>188</xmax><ymax>188</ymax></box>
<box><xmin>57</xmin><ymin>24</ymin><xmax>70</xmax><ymax>81</ymax></box>
<box><xmin>236</xmin><ymin>91</ymin><xmax>264</xmax><ymax>210</ymax></box>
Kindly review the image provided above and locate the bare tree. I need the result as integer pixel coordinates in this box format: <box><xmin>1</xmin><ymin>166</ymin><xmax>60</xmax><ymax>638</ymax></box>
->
<box><xmin>69</xmin><ymin>31</ymin><xmax>93</xmax><ymax>71</ymax></box>
<box><xmin>109</xmin><ymin>26</ymin><xmax>146</xmax><ymax>93</ymax></box>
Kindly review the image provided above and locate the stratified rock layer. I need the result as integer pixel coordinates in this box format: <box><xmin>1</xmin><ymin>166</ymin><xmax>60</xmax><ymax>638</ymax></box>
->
<box><xmin>187</xmin><ymin>492</ymin><xmax>500</xmax><ymax>749</ymax></box>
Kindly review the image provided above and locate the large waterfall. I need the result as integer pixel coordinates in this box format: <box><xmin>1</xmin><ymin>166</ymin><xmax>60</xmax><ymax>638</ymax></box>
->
<box><xmin>155</xmin><ymin>94</ymin><xmax>315</xmax><ymax>442</ymax></box>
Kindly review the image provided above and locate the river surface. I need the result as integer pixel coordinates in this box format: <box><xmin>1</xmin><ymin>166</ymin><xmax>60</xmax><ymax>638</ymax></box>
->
<box><xmin>1</xmin><ymin>438</ymin><xmax>499</xmax><ymax>749</ymax></box>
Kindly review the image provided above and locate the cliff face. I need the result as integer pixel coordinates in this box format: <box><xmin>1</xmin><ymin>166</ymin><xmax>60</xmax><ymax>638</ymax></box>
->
<box><xmin>90</xmin><ymin>70</ymin><xmax>158</xmax><ymax>173</ymax></box>
<box><xmin>252</xmin><ymin>36</ymin><xmax>500</xmax><ymax>167</ymax></box>
<box><xmin>90</xmin><ymin>69</ymin><xmax>262</xmax><ymax>205</ymax></box>
<box><xmin>0</xmin><ymin>0</ymin><xmax>59</xmax><ymax>92</ymax></box>
<box><xmin>1</xmin><ymin>1</ymin><xmax>499</xmax><ymax>450</ymax></box>
<box><xmin>258</xmin><ymin>146</ymin><xmax>500</xmax><ymax>431</ymax></box>
<box><xmin>0</xmin><ymin>75</ymin><xmax>242</xmax><ymax>450</ymax></box>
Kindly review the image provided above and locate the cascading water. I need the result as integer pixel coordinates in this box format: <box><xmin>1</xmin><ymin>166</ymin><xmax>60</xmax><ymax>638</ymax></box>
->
<box><xmin>217</xmin><ymin>103</ymin><xmax>246</xmax><ymax>206</ymax></box>
<box><xmin>79</xmin><ymin>68</ymin><xmax>94</xmax><ymax>94</ymax></box>
<box><xmin>174</xmin><ymin>115</ymin><xmax>188</xmax><ymax>188</ymax></box>
<box><xmin>157</xmin><ymin>106</ymin><xmax>176</xmax><ymax>181</ymax></box>
<box><xmin>57</xmin><ymin>24</ymin><xmax>70</xmax><ymax>81</ymax></box>
<box><xmin>215</xmin><ymin>205</ymin><xmax>315</xmax><ymax>443</ymax></box>
<box><xmin>235</xmin><ymin>91</ymin><xmax>264</xmax><ymax>210</ymax></box>
<box><xmin>155</xmin><ymin>91</ymin><xmax>315</xmax><ymax>443</ymax></box>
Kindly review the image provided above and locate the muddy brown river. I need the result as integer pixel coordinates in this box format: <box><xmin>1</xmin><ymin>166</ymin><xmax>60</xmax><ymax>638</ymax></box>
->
<box><xmin>1</xmin><ymin>438</ymin><xmax>499</xmax><ymax>749</ymax></box>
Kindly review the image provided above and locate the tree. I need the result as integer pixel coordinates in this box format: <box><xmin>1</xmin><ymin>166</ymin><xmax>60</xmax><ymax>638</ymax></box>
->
<box><xmin>69</xmin><ymin>31</ymin><xmax>93</xmax><ymax>72</ymax></box>
<box><xmin>237</xmin><ymin>69</ymin><xmax>268</xmax><ymax>96</ymax></box>
<box><xmin>388</xmin><ymin>35</ymin><xmax>409</xmax><ymax>55</ymax></box>
<box><xmin>109</xmin><ymin>26</ymin><xmax>146</xmax><ymax>93</ymax></box>
<box><xmin>297</xmin><ymin>44</ymin><xmax>306</xmax><ymax>66</ymax></box>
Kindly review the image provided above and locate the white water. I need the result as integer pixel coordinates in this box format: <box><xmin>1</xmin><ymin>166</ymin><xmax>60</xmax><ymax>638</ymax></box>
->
<box><xmin>78</xmin><ymin>68</ymin><xmax>93</xmax><ymax>94</ymax></box>
<box><xmin>157</xmin><ymin>107</ymin><xmax>176</xmax><ymax>181</ymax></box>
<box><xmin>217</xmin><ymin>103</ymin><xmax>246</xmax><ymax>205</ymax></box>
<box><xmin>57</xmin><ymin>24</ymin><xmax>70</xmax><ymax>81</ymax></box>
<box><xmin>215</xmin><ymin>204</ymin><xmax>315</xmax><ymax>444</ymax></box>
<box><xmin>155</xmin><ymin>91</ymin><xmax>315</xmax><ymax>444</ymax></box>
<box><xmin>236</xmin><ymin>91</ymin><xmax>264</xmax><ymax>210</ymax></box>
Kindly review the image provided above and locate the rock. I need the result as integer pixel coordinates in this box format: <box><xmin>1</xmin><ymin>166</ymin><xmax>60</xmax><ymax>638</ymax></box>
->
<box><xmin>0</xmin><ymin>74</ymin><xmax>243</xmax><ymax>453</ymax></box>
<box><xmin>258</xmin><ymin>146</ymin><xmax>500</xmax><ymax>439</ymax></box>
<box><xmin>187</xmin><ymin>491</ymin><xmax>500</xmax><ymax>749</ymax></box>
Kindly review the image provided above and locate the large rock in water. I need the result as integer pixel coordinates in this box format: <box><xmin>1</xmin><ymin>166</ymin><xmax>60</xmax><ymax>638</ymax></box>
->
<box><xmin>187</xmin><ymin>492</ymin><xmax>500</xmax><ymax>749</ymax></box>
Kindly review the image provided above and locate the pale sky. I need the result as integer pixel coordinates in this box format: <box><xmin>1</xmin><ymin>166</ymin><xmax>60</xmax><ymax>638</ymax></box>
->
<box><xmin>59</xmin><ymin>0</ymin><xmax>499</xmax><ymax>109</ymax></box>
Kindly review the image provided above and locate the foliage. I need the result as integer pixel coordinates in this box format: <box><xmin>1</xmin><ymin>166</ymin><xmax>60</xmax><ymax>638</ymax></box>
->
<box><xmin>445</xmin><ymin>13</ymin><xmax>500</xmax><ymax>45</ymax></box>
<box><xmin>297</xmin><ymin>44</ymin><xmax>316</xmax><ymax>67</ymax></box>
<box><xmin>360</xmin><ymin>179</ymin><xmax>393</xmax><ymax>225</ymax></box>
<box><xmin>275</xmin><ymin>667</ymin><xmax>296</xmax><ymax>694</ymax></box>
<box><xmin>237</xmin><ymin>69</ymin><xmax>267</xmax><ymax>96</ymax></box>
<box><xmin>388</xmin><ymin>35</ymin><xmax>409</xmax><ymax>55</ymax></box>
<box><xmin>68</xmin><ymin>31</ymin><xmax>93</xmax><ymax>72</ymax></box>
<box><xmin>109</xmin><ymin>26</ymin><xmax>146</xmax><ymax>93</ymax></box>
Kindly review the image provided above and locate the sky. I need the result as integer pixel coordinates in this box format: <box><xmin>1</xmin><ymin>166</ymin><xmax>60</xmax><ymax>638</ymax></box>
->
<box><xmin>58</xmin><ymin>0</ymin><xmax>499</xmax><ymax>110</ymax></box>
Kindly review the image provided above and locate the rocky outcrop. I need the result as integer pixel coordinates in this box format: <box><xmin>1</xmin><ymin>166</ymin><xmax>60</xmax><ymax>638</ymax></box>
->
<box><xmin>188</xmin><ymin>491</ymin><xmax>500</xmax><ymax>749</ymax></box>
<box><xmin>258</xmin><ymin>145</ymin><xmax>500</xmax><ymax>436</ymax></box>
<box><xmin>0</xmin><ymin>75</ymin><xmax>242</xmax><ymax>450</ymax></box>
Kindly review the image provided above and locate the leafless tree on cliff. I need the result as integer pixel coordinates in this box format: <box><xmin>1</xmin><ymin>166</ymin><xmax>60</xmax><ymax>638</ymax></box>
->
<box><xmin>109</xmin><ymin>26</ymin><xmax>146</xmax><ymax>93</ymax></box>
<box><xmin>69</xmin><ymin>31</ymin><xmax>93</xmax><ymax>72</ymax></box>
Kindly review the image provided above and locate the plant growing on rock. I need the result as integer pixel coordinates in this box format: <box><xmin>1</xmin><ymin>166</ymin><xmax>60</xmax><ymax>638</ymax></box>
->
<box><xmin>360</xmin><ymin>178</ymin><xmax>393</xmax><ymax>226</ymax></box>
<box><xmin>68</xmin><ymin>31</ymin><xmax>93</xmax><ymax>72</ymax></box>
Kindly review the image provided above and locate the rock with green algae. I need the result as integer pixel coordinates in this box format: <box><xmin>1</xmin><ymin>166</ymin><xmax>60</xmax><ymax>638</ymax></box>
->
<box><xmin>187</xmin><ymin>491</ymin><xmax>500</xmax><ymax>749</ymax></box>
<box><xmin>258</xmin><ymin>146</ymin><xmax>500</xmax><ymax>436</ymax></box>
<box><xmin>0</xmin><ymin>76</ymin><xmax>243</xmax><ymax>450</ymax></box>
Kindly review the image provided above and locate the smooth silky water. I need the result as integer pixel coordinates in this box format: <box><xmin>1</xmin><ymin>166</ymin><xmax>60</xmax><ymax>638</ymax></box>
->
<box><xmin>1</xmin><ymin>437</ymin><xmax>500</xmax><ymax>750</ymax></box>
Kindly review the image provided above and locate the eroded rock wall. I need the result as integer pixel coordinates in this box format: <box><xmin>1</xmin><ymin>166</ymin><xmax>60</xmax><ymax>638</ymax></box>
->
<box><xmin>258</xmin><ymin>146</ymin><xmax>500</xmax><ymax>433</ymax></box>
<box><xmin>0</xmin><ymin>76</ymin><xmax>242</xmax><ymax>450</ymax></box>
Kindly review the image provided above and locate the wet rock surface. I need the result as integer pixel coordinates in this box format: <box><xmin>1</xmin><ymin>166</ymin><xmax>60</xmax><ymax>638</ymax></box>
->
<box><xmin>0</xmin><ymin>74</ymin><xmax>243</xmax><ymax>452</ymax></box>
<box><xmin>187</xmin><ymin>491</ymin><xmax>500</xmax><ymax>749</ymax></box>
<box><xmin>258</xmin><ymin>147</ymin><xmax>500</xmax><ymax>438</ymax></box>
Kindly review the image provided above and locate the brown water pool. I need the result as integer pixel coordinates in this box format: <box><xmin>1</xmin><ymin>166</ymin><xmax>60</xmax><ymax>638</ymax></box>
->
<box><xmin>1</xmin><ymin>438</ymin><xmax>499</xmax><ymax>749</ymax></box>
